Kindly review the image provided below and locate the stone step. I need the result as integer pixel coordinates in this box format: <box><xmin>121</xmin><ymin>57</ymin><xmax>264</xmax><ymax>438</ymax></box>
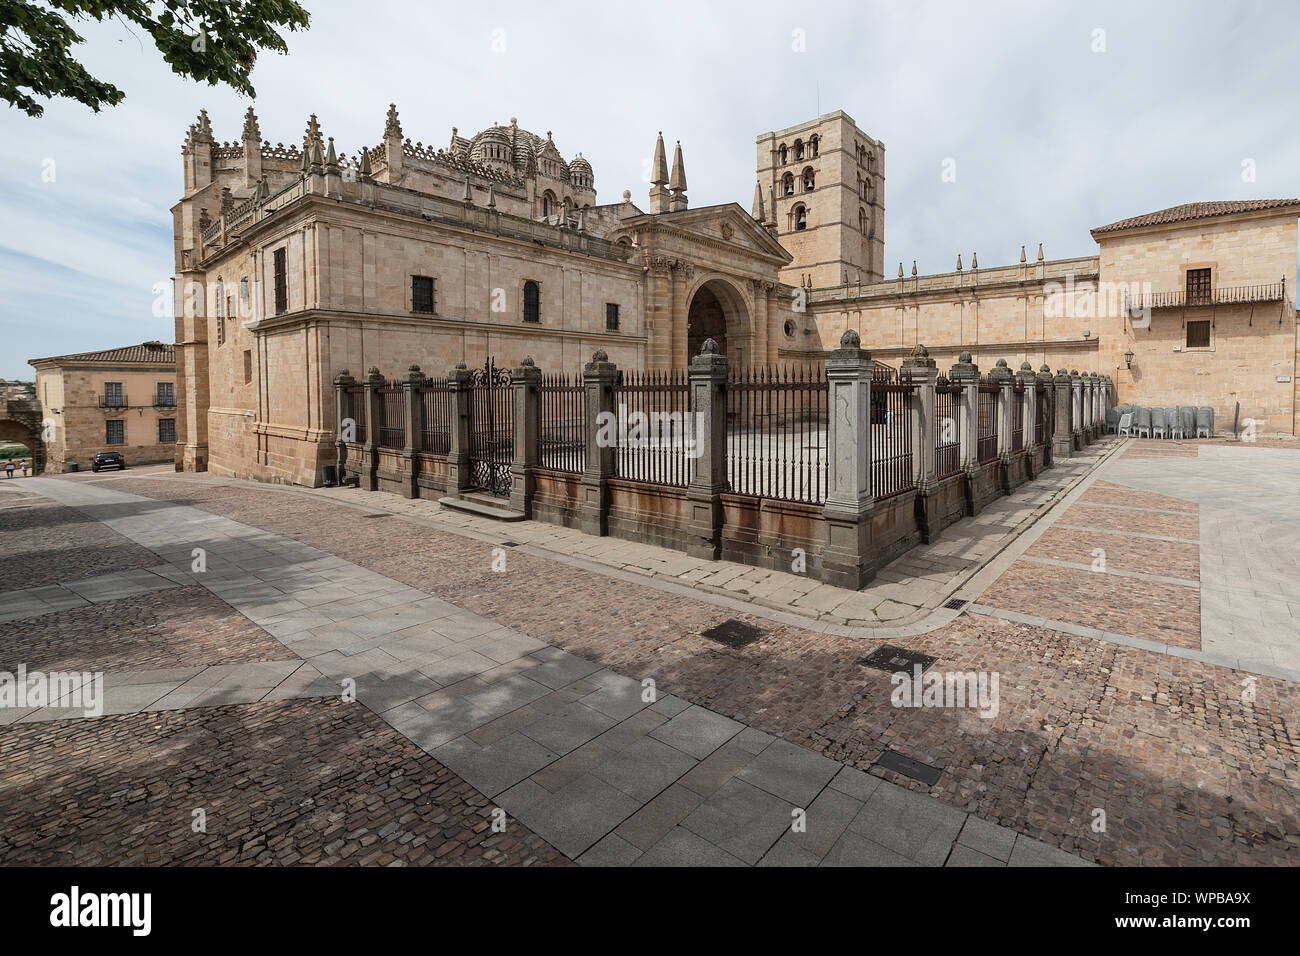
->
<box><xmin>438</xmin><ymin>495</ymin><xmax>526</xmax><ymax>521</ymax></box>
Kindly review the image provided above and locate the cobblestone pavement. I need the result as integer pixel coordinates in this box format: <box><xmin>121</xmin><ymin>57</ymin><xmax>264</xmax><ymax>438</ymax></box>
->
<box><xmin>0</xmin><ymin>698</ymin><xmax>568</xmax><ymax>866</ymax></box>
<box><xmin>5</xmin><ymin>477</ymin><xmax>1093</xmax><ymax>867</ymax></box>
<box><xmin>52</xmin><ymin>459</ymin><xmax>1299</xmax><ymax>866</ymax></box>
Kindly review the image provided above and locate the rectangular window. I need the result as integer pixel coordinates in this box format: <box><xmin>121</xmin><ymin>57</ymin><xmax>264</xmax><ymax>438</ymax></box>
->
<box><xmin>1186</xmin><ymin>320</ymin><xmax>1211</xmax><ymax>349</ymax></box>
<box><xmin>412</xmin><ymin>275</ymin><xmax>435</xmax><ymax>314</ymax></box>
<box><xmin>158</xmin><ymin>419</ymin><xmax>176</xmax><ymax>443</ymax></box>
<box><xmin>273</xmin><ymin>247</ymin><xmax>288</xmax><ymax>315</ymax></box>
<box><xmin>523</xmin><ymin>280</ymin><xmax>540</xmax><ymax>323</ymax></box>
<box><xmin>243</xmin><ymin>350</ymin><xmax>253</xmax><ymax>385</ymax></box>
<box><xmin>239</xmin><ymin>276</ymin><xmax>249</xmax><ymax>306</ymax></box>
<box><xmin>156</xmin><ymin>382</ymin><xmax>174</xmax><ymax>406</ymax></box>
<box><xmin>1186</xmin><ymin>268</ymin><xmax>1211</xmax><ymax>305</ymax></box>
<box><xmin>605</xmin><ymin>303</ymin><xmax>620</xmax><ymax>331</ymax></box>
<box><xmin>105</xmin><ymin>420</ymin><xmax>125</xmax><ymax>444</ymax></box>
<box><xmin>104</xmin><ymin>382</ymin><xmax>124</xmax><ymax>407</ymax></box>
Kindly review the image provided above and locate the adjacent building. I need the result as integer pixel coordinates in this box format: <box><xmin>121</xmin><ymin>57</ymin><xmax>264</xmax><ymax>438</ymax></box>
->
<box><xmin>28</xmin><ymin>342</ymin><xmax>178</xmax><ymax>472</ymax></box>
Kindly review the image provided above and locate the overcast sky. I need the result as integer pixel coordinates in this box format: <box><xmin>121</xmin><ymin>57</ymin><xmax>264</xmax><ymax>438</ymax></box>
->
<box><xmin>2</xmin><ymin>0</ymin><xmax>1297</xmax><ymax>380</ymax></box>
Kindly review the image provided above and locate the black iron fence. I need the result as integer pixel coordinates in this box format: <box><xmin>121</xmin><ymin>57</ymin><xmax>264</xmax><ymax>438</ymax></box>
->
<box><xmin>539</xmin><ymin>371</ymin><xmax>585</xmax><ymax>474</ymax></box>
<box><xmin>377</xmin><ymin>383</ymin><xmax>405</xmax><ymax>449</ymax></box>
<box><xmin>872</xmin><ymin>382</ymin><xmax>914</xmax><ymax>499</ymax></box>
<box><xmin>935</xmin><ymin>381</ymin><xmax>962</xmax><ymax>479</ymax></box>
<box><xmin>977</xmin><ymin>383</ymin><xmax>998</xmax><ymax>463</ymax></box>
<box><xmin>611</xmin><ymin>369</ymin><xmax>692</xmax><ymax>487</ymax></box>
<box><xmin>725</xmin><ymin>364</ymin><xmax>828</xmax><ymax>505</ymax></box>
<box><xmin>345</xmin><ymin>384</ymin><xmax>366</xmax><ymax>444</ymax></box>
<box><xmin>467</xmin><ymin>359</ymin><xmax>513</xmax><ymax>496</ymax></box>
<box><xmin>419</xmin><ymin>378</ymin><xmax>452</xmax><ymax>455</ymax></box>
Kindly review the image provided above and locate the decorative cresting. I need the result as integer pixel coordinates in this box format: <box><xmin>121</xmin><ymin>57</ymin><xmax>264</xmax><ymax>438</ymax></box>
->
<box><xmin>466</xmin><ymin>356</ymin><xmax>515</xmax><ymax>498</ymax></box>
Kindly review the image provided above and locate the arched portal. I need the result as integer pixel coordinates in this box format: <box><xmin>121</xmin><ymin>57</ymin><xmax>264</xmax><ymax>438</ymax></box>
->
<box><xmin>686</xmin><ymin>278</ymin><xmax>749</xmax><ymax>365</ymax></box>
<box><xmin>0</xmin><ymin>396</ymin><xmax>46</xmax><ymax>474</ymax></box>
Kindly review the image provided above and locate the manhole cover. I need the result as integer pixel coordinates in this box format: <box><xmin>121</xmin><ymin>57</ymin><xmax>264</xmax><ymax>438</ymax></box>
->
<box><xmin>500</xmin><ymin>541</ymin><xmax>520</xmax><ymax>548</ymax></box>
<box><xmin>360</xmin><ymin>513</ymin><xmax>390</xmax><ymax>519</ymax></box>
<box><xmin>858</xmin><ymin>644</ymin><xmax>937</xmax><ymax>674</ymax></box>
<box><xmin>701</xmin><ymin>619</ymin><xmax>764</xmax><ymax>648</ymax></box>
<box><xmin>875</xmin><ymin>749</ymin><xmax>944</xmax><ymax>786</ymax></box>
<box><xmin>944</xmin><ymin>598</ymin><xmax>968</xmax><ymax>611</ymax></box>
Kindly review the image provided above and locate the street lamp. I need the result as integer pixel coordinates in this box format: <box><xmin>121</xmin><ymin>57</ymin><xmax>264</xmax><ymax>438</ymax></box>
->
<box><xmin>1123</xmin><ymin>348</ymin><xmax>1134</xmax><ymax>370</ymax></box>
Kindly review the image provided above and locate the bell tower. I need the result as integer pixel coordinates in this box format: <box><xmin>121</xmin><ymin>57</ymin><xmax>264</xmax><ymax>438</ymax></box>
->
<box><xmin>755</xmin><ymin>110</ymin><xmax>884</xmax><ymax>289</ymax></box>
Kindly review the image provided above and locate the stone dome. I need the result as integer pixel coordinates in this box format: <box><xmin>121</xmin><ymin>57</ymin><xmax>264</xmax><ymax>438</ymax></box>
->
<box><xmin>568</xmin><ymin>153</ymin><xmax>593</xmax><ymax>188</ymax></box>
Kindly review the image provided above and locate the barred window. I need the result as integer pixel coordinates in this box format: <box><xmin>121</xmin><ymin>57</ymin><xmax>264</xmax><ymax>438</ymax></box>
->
<box><xmin>1186</xmin><ymin>320</ymin><xmax>1211</xmax><ymax>349</ymax></box>
<box><xmin>523</xmin><ymin>280</ymin><xmax>540</xmax><ymax>323</ymax></box>
<box><xmin>158</xmin><ymin>418</ymin><xmax>176</xmax><ymax>443</ymax></box>
<box><xmin>106</xmin><ymin>420</ymin><xmax>125</xmax><ymax>444</ymax></box>
<box><xmin>1186</xmin><ymin>268</ymin><xmax>1211</xmax><ymax>305</ymax></box>
<box><xmin>412</xmin><ymin>275</ymin><xmax>435</xmax><ymax>314</ymax></box>
<box><xmin>273</xmin><ymin>247</ymin><xmax>287</xmax><ymax>315</ymax></box>
<box><xmin>605</xmin><ymin>303</ymin><xmax>620</xmax><ymax>331</ymax></box>
<box><xmin>104</xmin><ymin>382</ymin><xmax>124</xmax><ymax>407</ymax></box>
<box><xmin>156</xmin><ymin>382</ymin><xmax>174</xmax><ymax>406</ymax></box>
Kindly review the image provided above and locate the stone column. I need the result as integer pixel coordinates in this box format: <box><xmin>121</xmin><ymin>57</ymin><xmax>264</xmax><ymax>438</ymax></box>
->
<box><xmin>509</xmin><ymin>356</ymin><xmax>541</xmax><ymax>517</ymax></box>
<box><xmin>400</xmin><ymin>364</ymin><xmax>423</xmax><ymax>499</ymax></box>
<box><xmin>1053</xmin><ymin>369</ymin><xmax>1074</xmax><ymax>459</ymax></box>
<box><xmin>1079</xmin><ymin>373</ymin><xmax>1092</xmax><ymax>442</ymax></box>
<box><xmin>822</xmin><ymin>330</ymin><xmax>876</xmax><ymax>589</ymax></box>
<box><xmin>446</xmin><ymin>361</ymin><xmax>472</xmax><ymax>495</ymax></box>
<box><xmin>1091</xmin><ymin>372</ymin><xmax>1103</xmax><ymax>437</ymax></box>
<box><xmin>1017</xmin><ymin>362</ymin><xmax>1037</xmax><ymax>480</ymax></box>
<box><xmin>948</xmin><ymin>351</ymin><xmax>980</xmax><ymax>514</ymax></box>
<box><xmin>989</xmin><ymin>358</ymin><xmax>1014</xmax><ymax>494</ymax></box>
<box><xmin>1101</xmin><ymin>374</ymin><xmax>1114</xmax><ymax>431</ymax></box>
<box><xmin>1037</xmin><ymin>364</ymin><xmax>1055</xmax><ymax>469</ymax></box>
<box><xmin>900</xmin><ymin>345</ymin><xmax>941</xmax><ymax>543</ymax></box>
<box><xmin>333</xmin><ymin>369</ymin><xmax>354</xmax><ymax>485</ymax></box>
<box><xmin>685</xmin><ymin>339</ymin><xmax>728</xmax><ymax>560</ymax></box>
<box><xmin>361</xmin><ymin>366</ymin><xmax>383</xmax><ymax>491</ymax></box>
<box><xmin>580</xmin><ymin>349</ymin><xmax>618</xmax><ymax>537</ymax></box>
<box><xmin>1070</xmin><ymin>370</ymin><xmax>1084</xmax><ymax>450</ymax></box>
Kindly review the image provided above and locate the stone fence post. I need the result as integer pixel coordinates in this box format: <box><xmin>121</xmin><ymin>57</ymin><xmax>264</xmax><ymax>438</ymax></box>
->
<box><xmin>400</xmin><ymin>364</ymin><xmax>423</xmax><ymax>499</ymax></box>
<box><xmin>333</xmin><ymin>369</ymin><xmax>354</xmax><ymax>483</ymax></box>
<box><xmin>1037</xmin><ymin>365</ymin><xmax>1055</xmax><ymax>469</ymax></box>
<box><xmin>1070</xmin><ymin>370</ymin><xmax>1085</xmax><ymax>449</ymax></box>
<box><xmin>900</xmin><ymin>344</ymin><xmax>940</xmax><ymax>543</ymax></box>
<box><xmin>948</xmin><ymin>352</ymin><xmax>980</xmax><ymax>516</ymax></box>
<box><xmin>509</xmin><ymin>356</ymin><xmax>541</xmax><ymax>517</ymax></box>
<box><xmin>989</xmin><ymin>358</ymin><xmax>1014</xmax><ymax>494</ymax></box>
<box><xmin>446</xmin><ymin>361</ymin><xmax>472</xmax><ymax>495</ymax></box>
<box><xmin>581</xmin><ymin>349</ymin><xmax>618</xmax><ymax>537</ymax></box>
<box><xmin>1081</xmin><ymin>373</ymin><xmax>1094</xmax><ymax>441</ymax></box>
<box><xmin>685</xmin><ymin>339</ymin><xmax>728</xmax><ymax>560</ymax></box>
<box><xmin>1017</xmin><ymin>362</ymin><xmax>1037</xmax><ymax>480</ymax></box>
<box><xmin>822</xmin><ymin>330</ymin><xmax>876</xmax><ymax>589</ymax></box>
<box><xmin>1052</xmin><ymin>369</ymin><xmax>1073</xmax><ymax>459</ymax></box>
<box><xmin>1091</xmin><ymin>372</ymin><xmax>1103</xmax><ymax>437</ymax></box>
<box><xmin>361</xmin><ymin>366</ymin><xmax>383</xmax><ymax>491</ymax></box>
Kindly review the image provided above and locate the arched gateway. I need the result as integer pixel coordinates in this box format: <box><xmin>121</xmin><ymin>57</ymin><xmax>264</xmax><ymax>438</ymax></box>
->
<box><xmin>0</xmin><ymin>394</ymin><xmax>45</xmax><ymax>474</ymax></box>
<box><xmin>687</xmin><ymin>278</ymin><xmax>749</xmax><ymax>365</ymax></box>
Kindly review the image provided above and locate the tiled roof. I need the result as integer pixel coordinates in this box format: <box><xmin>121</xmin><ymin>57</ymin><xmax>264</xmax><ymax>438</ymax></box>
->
<box><xmin>1092</xmin><ymin>199</ymin><xmax>1300</xmax><ymax>237</ymax></box>
<box><xmin>32</xmin><ymin>341</ymin><xmax>176</xmax><ymax>366</ymax></box>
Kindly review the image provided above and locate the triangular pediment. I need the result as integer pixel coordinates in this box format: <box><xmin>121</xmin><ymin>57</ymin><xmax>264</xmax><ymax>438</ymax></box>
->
<box><xmin>619</xmin><ymin>203</ymin><xmax>792</xmax><ymax>265</ymax></box>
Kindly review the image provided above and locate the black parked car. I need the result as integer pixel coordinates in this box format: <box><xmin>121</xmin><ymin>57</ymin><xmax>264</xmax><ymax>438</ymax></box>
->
<box><xmin>90</xmin><ymin>451</ymin><xmax>127</xmax><ymax>472</ymax></box>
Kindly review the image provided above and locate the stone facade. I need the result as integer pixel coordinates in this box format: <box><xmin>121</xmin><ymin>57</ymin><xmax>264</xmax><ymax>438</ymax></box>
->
<box><xmin>756</xmin><ymin>111</ymin><xmax>885</xmax><ymax>289</ymax></box>
<box><xmin>172</xmin><ymin>103</ymin><xmax>1298</xmax><ymax>489</ymax></box>
<box><xmin>28</xmin><ymin>342</ymin><xmax>177</xmax><ymax>472</ymax></box>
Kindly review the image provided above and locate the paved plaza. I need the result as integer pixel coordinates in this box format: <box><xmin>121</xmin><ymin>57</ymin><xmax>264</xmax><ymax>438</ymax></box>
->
<box><xmin>0</xmin><ymin>436</ymin><xmax>1296</xmax><ymax>866</ymax></box>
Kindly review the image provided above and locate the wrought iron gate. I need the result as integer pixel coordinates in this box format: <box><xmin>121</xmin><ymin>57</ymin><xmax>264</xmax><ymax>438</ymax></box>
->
<box><xmin>467</xmin><ymin>357</ymin><xmax>514</xmax><ymax>497</ymax></box>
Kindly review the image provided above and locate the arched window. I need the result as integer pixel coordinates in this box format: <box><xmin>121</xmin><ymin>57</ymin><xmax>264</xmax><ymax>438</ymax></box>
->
<box><xmin>779</xmin><ymin>143</ymin><xmax>788</xmax><ymax>165</ymax></box>
<box><xmin>810</xmin><ymin>135</ymin><xmax>819</xmax><ymax>158</ymax></box>
<box><xmin>523</xmin><ymin>280</ymin><xmax>540</xmax><ymax>323</ymax></box>
<box><xmin>542</xmin><ymin>190</ymin><xmax>557</xmax><ymax>217</ymax></box>
<box><xmin>858</xmin><ymin>207</ymin><xmax>867</xmax><ymax>233</ymax></box>
<box><xmin>794</xmin><ymin>139</ymin><xmax>804</xmax><ymax>161</ymax></box>
<box><xmin>793</xmin><ymin>204</ymin><xmax>807</xmax><ymax>231</ymax></box>
<box><xmin>802</xmin><ymin>167</ymin><xmax>815</xmax><ymax>191</ymax></box>
<box><xmin>782</xmin><ymin>172</ymin><xmax>795</xmax><ymax>196</ymax></box>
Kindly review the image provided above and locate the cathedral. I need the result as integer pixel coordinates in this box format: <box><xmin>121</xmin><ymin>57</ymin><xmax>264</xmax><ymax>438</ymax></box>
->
<box><xmin>171</xmin><ymin>104</ymin><xmax>1298</xmax><ymax>485</ymax></box>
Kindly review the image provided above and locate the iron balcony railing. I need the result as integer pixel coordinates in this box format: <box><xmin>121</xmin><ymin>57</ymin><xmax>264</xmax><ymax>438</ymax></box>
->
<box><xmin>154</xmin><ymin>393</ymin><xmax>176</xmax><ymax>407</ymax></box>
<box><xmin>1124</xmin><ymin>279</ymin><xmax>1286</xmax><ymax>313</ymax></box>
<box><xmin>99</xmin><ymin>394</ymin><xmax>128</xmax><ymax>408</ymax></box>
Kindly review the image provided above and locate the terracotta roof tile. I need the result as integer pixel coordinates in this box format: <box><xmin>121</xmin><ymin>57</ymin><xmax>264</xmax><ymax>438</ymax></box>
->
<box><xmin>31</xmin><ymin>341</ymin><xmax>176</xmax><ymax>366</ymax></box>
<box><xmin>1092</xmin><ymin>199</ymin><xmax>1300</xmax><ymax>237</ymax></box>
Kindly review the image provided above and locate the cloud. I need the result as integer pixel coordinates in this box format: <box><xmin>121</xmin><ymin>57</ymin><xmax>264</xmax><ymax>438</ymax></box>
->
<box><xmin>1</xmin><ymin>0</ymin><xmax>1296</xmax><ymax>379</ymax></box>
